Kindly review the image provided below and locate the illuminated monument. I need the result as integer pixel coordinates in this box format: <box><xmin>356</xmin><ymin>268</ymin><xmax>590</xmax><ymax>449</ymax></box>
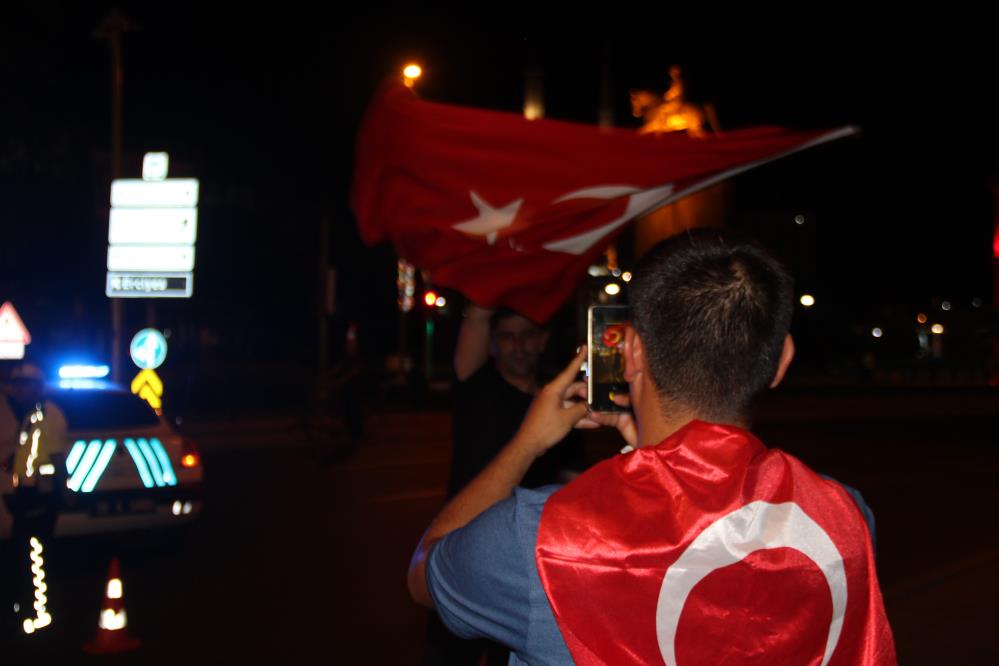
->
<box><xmin>630</xmin><ymin>65</ymin><xmax>717</xmax><ymax>137</ymax></box>
<box><xmin>630</xmin><ymin>66</ymin><xmax>728</xmax><ymax>256</ymax></box>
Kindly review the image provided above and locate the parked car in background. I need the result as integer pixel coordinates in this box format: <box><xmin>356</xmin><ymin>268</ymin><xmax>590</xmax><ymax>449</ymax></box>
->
<box><xmin>1</xmin><ymin>379</ymin><xmax>203</xmax><ymax>538</ymax></box>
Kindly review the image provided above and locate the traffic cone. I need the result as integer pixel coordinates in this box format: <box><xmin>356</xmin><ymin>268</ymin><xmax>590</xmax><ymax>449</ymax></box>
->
<box><xmin>82</xmin><ymin>557</ymin><xmax>141</xmax><ymax>654</ymax></box>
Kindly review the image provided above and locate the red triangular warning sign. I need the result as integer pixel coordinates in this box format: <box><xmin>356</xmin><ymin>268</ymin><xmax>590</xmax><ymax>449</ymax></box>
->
<box><xmin>0</xmin><ymin>302</ymin><xmax>31</xmax><ymax>344</ymax></box>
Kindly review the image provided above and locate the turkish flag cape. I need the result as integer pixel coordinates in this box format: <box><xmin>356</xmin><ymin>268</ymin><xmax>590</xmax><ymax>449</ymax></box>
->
<box><xmin>352</xmin><ymin>81</ymin><xmax>857</xmax><ymax>322</ymax></box>
<box><xmin>536</xmin><ymin>421</ymin><xmax>896</xmax><ymax>665</ymax></box>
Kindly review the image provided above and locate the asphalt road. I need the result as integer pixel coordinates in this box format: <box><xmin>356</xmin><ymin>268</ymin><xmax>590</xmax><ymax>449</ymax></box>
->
<box><xmin>4</xmin><ymin>390</ymin><xmax>998</xmax><ymax>664</ymax></box>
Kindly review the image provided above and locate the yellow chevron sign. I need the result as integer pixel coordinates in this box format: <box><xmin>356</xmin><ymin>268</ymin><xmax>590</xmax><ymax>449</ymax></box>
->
<box><xmin>130</xmin><ymin>368</ymin><xmax>163</xmax><ymax>411</ymax></box>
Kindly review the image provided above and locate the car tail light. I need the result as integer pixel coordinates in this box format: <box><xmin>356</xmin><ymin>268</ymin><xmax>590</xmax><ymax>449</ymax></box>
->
<box><xmin>181</xmin><ymin>438</ymin><xmax>201</xmax><ymax>468</ymax></box>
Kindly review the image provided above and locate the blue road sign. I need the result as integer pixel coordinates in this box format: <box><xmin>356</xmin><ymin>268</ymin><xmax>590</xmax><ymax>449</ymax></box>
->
<box><xmin>130</xmin><ymin>329</ymin><xmax>168</xmax><ymax>370</ymax></box>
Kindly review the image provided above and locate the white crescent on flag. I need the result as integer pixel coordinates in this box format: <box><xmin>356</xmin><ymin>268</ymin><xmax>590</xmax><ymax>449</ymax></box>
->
<box><xmin>655</xmin><ymin>501</ymin><xmax>848</xmax><ymax>666</ymax></box>
<box><xmin>543</xmin><ymin>184</ymin><xmax>675</xmax><ymax>255</ymax></box>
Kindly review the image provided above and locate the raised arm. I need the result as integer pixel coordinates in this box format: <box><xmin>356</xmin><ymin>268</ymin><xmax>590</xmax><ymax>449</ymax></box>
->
<box><xmin>453</xmin><ymin>303</ymin><xmax>494</xmax><ymax>382</ymax></box>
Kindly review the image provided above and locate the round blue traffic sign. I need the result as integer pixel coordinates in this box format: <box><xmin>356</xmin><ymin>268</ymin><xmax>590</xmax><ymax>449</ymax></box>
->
<box><xmin>130</xmin><ymin>329</ymin><xmax>168</xmax><ymax>370</ymax></box>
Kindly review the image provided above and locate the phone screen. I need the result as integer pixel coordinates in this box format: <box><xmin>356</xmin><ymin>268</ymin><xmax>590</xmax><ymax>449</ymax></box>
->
<box><xmin>587</xmin><ymin>305</ymin><xmax>630</xmax><ymax>413</ymax></box>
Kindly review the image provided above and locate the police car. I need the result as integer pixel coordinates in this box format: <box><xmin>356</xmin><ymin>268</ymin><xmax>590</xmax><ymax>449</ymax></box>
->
<box><xmin>0</xmin><ymin>375</ymin><xmax>203</xmax><ymax>538</ymax></box>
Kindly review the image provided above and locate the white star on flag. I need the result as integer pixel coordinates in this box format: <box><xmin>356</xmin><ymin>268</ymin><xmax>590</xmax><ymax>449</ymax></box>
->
<box><xmin>452</xmin><ymin>191</ymin><xmax>523</xmax><ymax>245</ymax></box>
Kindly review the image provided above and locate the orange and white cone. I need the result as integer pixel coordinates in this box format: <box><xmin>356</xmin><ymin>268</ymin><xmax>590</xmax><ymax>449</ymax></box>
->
<box><xmin>82</xmin><ymin>557</ymin><xmax>141</xmax><ymax>654</ymax></box>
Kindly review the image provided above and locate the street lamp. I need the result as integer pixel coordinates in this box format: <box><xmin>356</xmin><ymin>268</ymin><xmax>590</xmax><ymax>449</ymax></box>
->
<box><xmin>403</xmin><ymin>64</ymin><xmax>422</xmax><ymax>88</ymax></box>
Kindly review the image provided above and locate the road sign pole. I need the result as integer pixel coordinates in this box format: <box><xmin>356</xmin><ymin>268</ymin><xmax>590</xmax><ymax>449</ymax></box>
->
<box><xmin>96</xmin><ymin>12</ymin><xmax>132</xmax><ymax>384</ymax></box>
<box><xmin>111</xmin><ymin>299</ymin><xmax>124</xmax><ymax>382</ymax></box>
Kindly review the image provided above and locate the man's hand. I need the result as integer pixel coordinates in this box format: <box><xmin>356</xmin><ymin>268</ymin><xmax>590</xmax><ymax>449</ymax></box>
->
<box><xmin>575</xmin><ymin>389</ymin><xmax>638</xmax><ymax>451</ymax></box>
<box><xmin>511</xmin><ymin>346</ymin><xmax>590</xmax><ymax>457</ymax></box>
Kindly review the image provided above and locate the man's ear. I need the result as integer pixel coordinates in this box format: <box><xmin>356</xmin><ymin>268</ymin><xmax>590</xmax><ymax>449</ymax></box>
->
<box><xmin>623</xmin><ymin>326</ymin><xmax>646</xmax><ymax>382</ymax></box>
<box><xmin>769</xmin><ymin>334</ymin><xmax>795</xmax><ymax>388</ymax></box>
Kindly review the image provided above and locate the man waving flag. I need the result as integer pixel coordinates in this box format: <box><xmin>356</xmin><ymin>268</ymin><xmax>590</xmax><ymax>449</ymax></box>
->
<box><xmin>352</xmin><ymin>80</ymin><xmax>856</xmax><ymax>322</ymax></box>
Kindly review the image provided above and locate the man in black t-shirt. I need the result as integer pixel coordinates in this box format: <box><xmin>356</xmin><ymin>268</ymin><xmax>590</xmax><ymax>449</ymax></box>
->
<box><xmin>448</xmin><ymin>305</ymin><xmax>583</xmax><ymax>497</ymax></box>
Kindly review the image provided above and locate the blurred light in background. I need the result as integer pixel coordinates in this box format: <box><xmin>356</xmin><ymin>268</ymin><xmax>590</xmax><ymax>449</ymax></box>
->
<box><xmin>59</xmin><ymin>364</ymin><xmax>110</xmax><ymax>379</ymax></box>
<box><xmin>916</xmin><ymin>313</ymin><xmax>927</xmax><ymax>324</ymax></box>
<box><xmin>604</xmin><ymin>283</ymin><xmax>621</xmax><ymax>296</ymax></box>
<box><xmin>403</xmin><ymin>64</ymin><xmax>422</xmax><ymax>87</ymax></box>
<box><xmin>931</xmin><ymin>324</ymin><xmax>944</xmax><ymax>335</ymax></box>
<box><xmin>622</xmin><ymin>272</ymin><xmax>632</xmax><ymax>282</ymax></box>
<box><xmin>799</xmin><ymin>294</ymin><xmax>815</xmax><ymax>307</ymax></box>
<box><xmin>794</xmin><ymin>215</ymin><xmax>805</xmax><ymax>225</ymax></box>
<box><xmin>941</xmin><ymin>301</ymin><xmax>951</xmax><ymax>311</ymax></box>
<box><xmin>871</xmin><ymin>328</ymin><xmax>883</xmax><ymax>338</ymax></box>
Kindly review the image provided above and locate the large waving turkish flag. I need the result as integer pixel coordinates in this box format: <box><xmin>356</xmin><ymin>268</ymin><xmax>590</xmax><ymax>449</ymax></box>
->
<box><xmin>352</xmin><ymin>81</ymin><xmax>856</xmax><ymax>322</ymax></box>
<box><xmin>536</xmin><ymin>421</ymin><xmax>896</xmax><ymax>665</ymax></box>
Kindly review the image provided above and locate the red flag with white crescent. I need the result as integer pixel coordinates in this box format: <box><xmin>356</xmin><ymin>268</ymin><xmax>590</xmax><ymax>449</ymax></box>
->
<box><xmin>352</xmin><ymin>81</ymin><xmax>857</xmax><ymax>322</ymax></box>
<box><xmin>535</xmin><ymin>421</ymin><xmax>896</xmax><ymax>665</ymax></box>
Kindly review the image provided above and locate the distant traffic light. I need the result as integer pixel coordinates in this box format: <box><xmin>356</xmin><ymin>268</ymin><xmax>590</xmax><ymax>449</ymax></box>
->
<box><xmin>423</xmin><ymin>291</ymin><xmax>447</xmax><ymax>308</ymax></box>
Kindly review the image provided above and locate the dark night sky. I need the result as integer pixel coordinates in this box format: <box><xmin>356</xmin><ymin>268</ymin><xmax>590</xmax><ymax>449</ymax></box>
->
<box><xmin>1</xmin><ymin>3</ymin><xmax>996</xmax><ymax>370</ymax></box>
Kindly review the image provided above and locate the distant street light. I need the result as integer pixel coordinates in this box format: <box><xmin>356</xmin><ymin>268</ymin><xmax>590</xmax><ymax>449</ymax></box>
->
<box><xmin>799</xmin><ymin>294</ymin><xmax>815</xmax><ymax>308</ymax></box>
<box><xmin>403</xmin><ymin>64</ymin><xmax>422</xmax><ymax>87</ymax></box>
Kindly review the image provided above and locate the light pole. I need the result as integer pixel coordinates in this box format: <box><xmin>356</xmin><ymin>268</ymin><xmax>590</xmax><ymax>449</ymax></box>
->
<box><xmin>395</xmin><ymin>63</ymin><xmax>422</xmax><ymax>386</ymax></box>
<box><xmin>94</xmin><ymin>11</ymin><xmax>136</xmax><ymax>383</ymax></box>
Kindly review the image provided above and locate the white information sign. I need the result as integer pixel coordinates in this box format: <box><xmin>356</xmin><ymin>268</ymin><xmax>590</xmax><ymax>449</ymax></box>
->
<box><xmin>106</xmin><ymin>153</ymin><xmax>199</xmax><ymax>299</ymax></box>
<box><xmin>109</xmin><ymin>208</ymin><xmax>198</xmax><ymax>245</ymax></box>
<box><xmin>107</xmin><ymin>245</ymin><xmax>195</xmax><ymax>272</ymax></box>
<box><xmin>106</xmin><ymin>273</ymin><xmax>193</xmax><ymax>298</ymax></box>
<box><xmin>110</xmin><ymin>179</ymin><xmax>200</xmax><ymax>208</ymax></box>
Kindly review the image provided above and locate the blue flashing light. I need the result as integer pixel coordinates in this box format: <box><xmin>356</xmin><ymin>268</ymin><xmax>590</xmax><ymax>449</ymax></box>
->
<box><xmin>80</xmin><ymin>440</ymin><xmax>117</xmax><ymax>493</ymax></box>
<box><xmin>57</xmin><ymin>378</ymin><xmax>115</xmax><ymax>391</ymax></box>
<box><xmin>149</xmin><ymin>438</ymin><xmax>178</xmax><ymax>486</ymax></box>
<box><xmin>124</xmin><ymin>438</ymin><xmax>155</xmax><ymax>489</ymax></box>
<box><xmin>58</xmin><ymin>365</ymin><xmax>110</xmax><ymax>379</ymax></box>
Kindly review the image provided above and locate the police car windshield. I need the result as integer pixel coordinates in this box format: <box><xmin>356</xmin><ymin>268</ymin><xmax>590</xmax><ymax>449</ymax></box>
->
<box><xmin>49</xmin><ymin>390</ymin><xmax>159</xmax><ymax>430</ymax></box>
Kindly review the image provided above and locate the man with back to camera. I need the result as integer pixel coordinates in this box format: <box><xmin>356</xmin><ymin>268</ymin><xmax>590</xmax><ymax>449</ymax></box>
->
<box><xmin>408</xmin><ymin>229</ymin><xmax>896</xmax><ymax>665</ymax></box>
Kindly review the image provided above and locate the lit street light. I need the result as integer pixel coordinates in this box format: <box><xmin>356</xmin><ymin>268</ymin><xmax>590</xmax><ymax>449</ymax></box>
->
<box><xmin>403</xmin><ymin>64</ymin><xmax>422</xmax><ymax>88</ymax></box>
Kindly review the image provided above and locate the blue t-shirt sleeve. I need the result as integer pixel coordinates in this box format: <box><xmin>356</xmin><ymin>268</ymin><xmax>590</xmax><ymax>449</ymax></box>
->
<box><xmin>426</xmin><ymin>493</ymin><xmax>532</xmax><ymax>648</ymax></box>
<box><xmin>425</xmin><ymin>486</ymin><xmax>562</xmax><ymax>653</ymax></box>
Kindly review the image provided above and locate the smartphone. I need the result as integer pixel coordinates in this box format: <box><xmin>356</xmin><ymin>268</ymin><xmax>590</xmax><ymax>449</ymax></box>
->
<box><xmin>587</xmin><ymin>305</ymin><xmax>630</xmax><ymax>413</ymax></box>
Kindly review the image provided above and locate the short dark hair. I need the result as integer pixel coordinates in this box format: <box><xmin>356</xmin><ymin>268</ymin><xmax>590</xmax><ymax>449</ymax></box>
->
<box><xmin>629</xmin><ymin>228</ymin><xmax>794</xmax><ymax>420</ymax></box>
